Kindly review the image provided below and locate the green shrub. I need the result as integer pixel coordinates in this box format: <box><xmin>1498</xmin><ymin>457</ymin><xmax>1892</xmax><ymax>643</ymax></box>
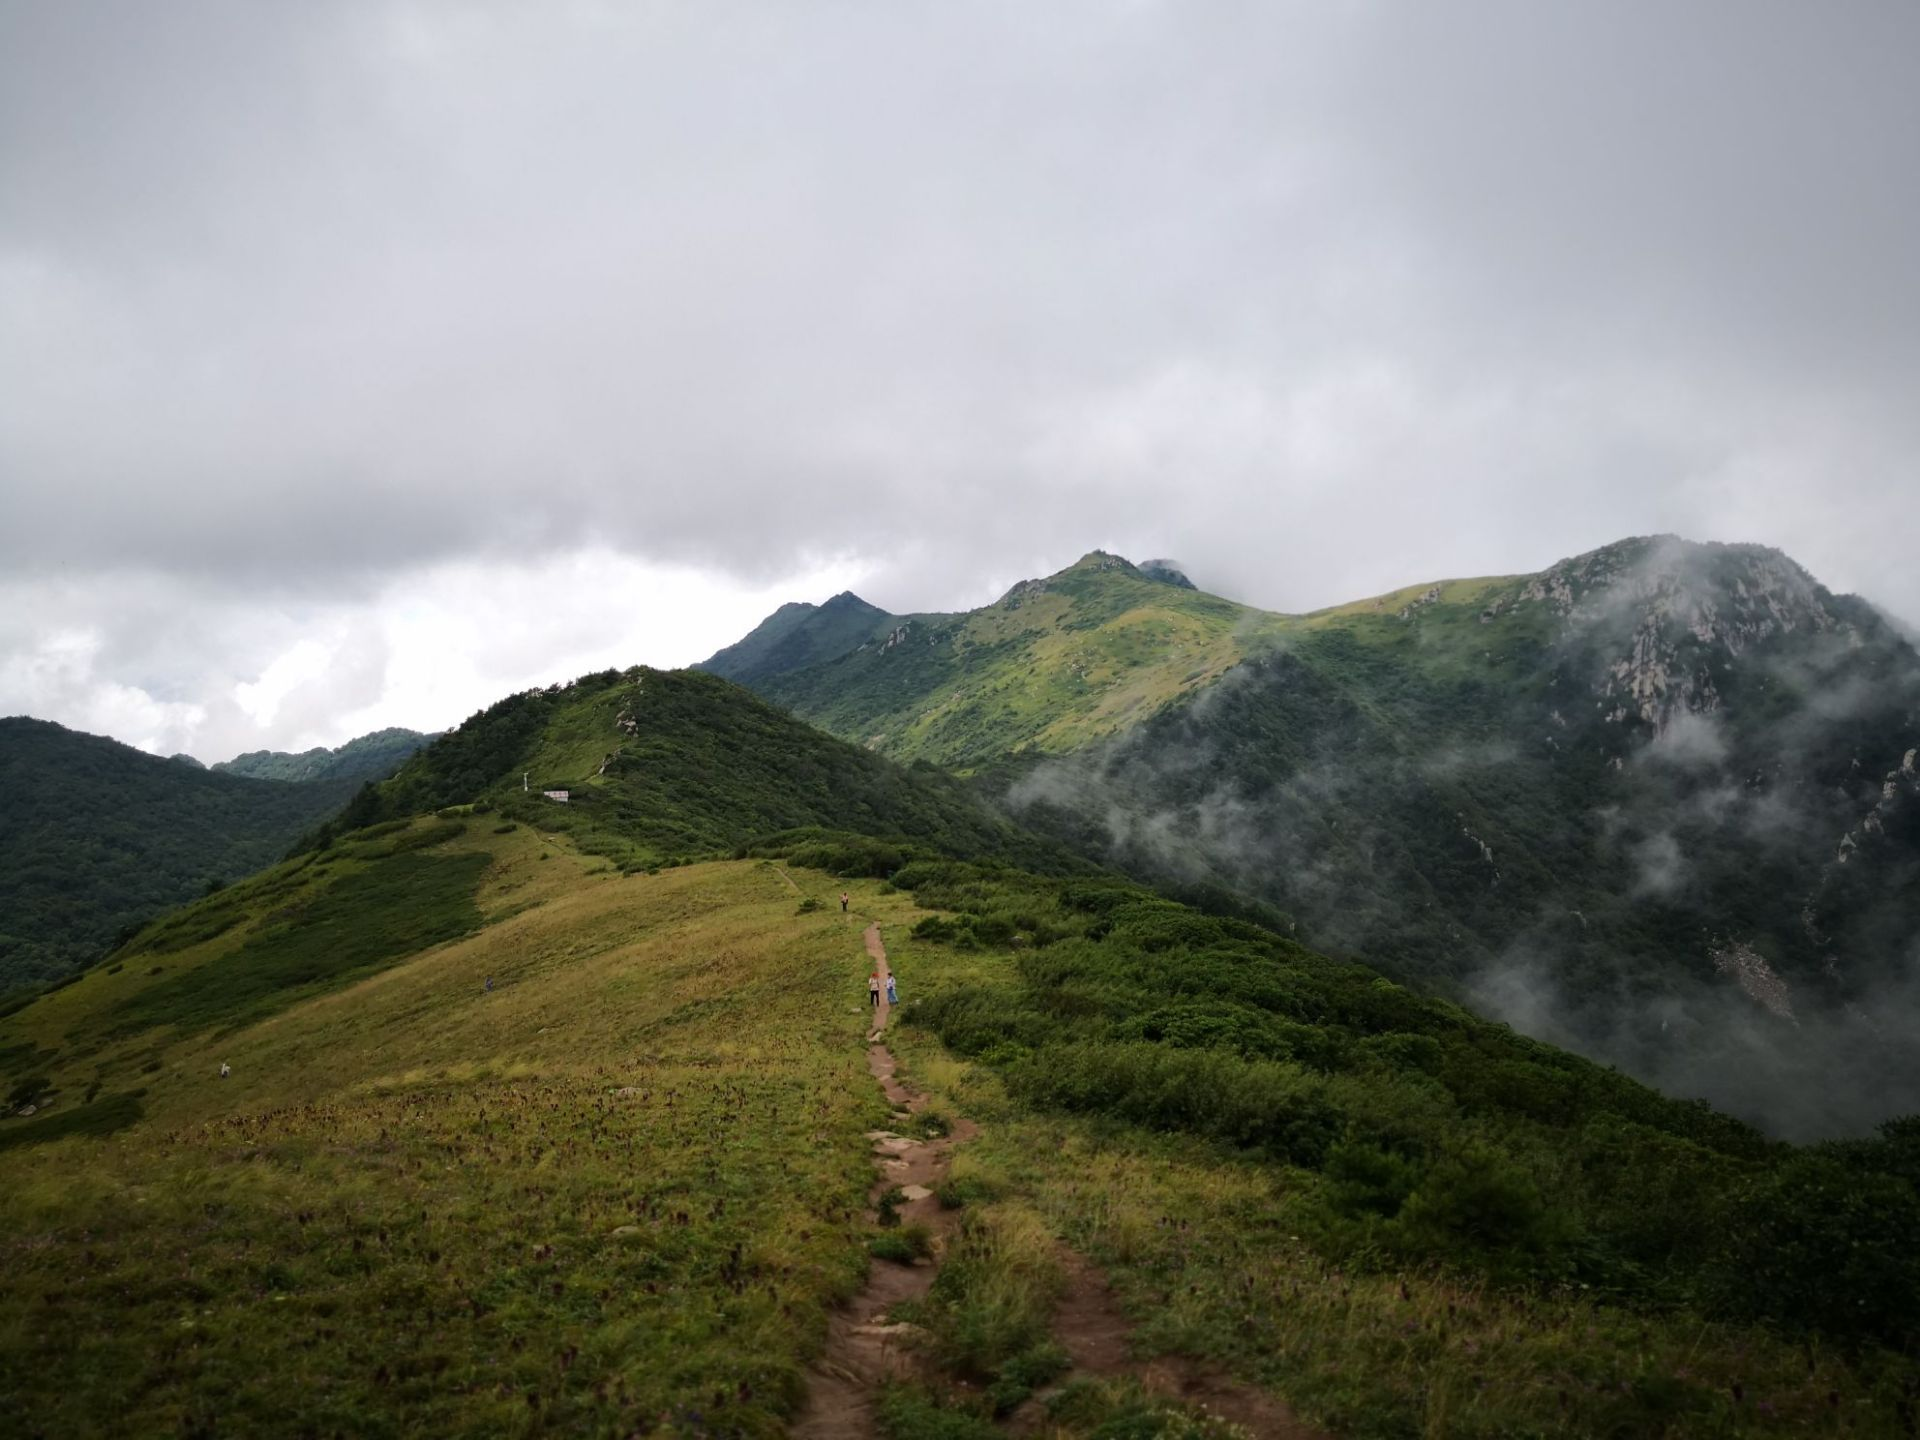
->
<box><xmin>1006</xmin><ymin>1042</ymin><xmax>1344</xmax><ymax>1165</ymax></box>
<box><xmin>1708</xmin><ymin>1152</ymin><xmax>1920</xmax><ymax>1346</ymax></box>
<box><xmin>1324</xmin><ymin>1138</ymin><xmax>1421</xmax><ymax>1219</ymax></box>
<box><xmin>1395</xmin><ymin>1146</ymin><xmax>1560</xmax><ymax>1268</ymax></box>
<box><xmin>876</xmin><ymin>1387</ymin><xmax>1000</xmax><ymax>1440</ymax></box>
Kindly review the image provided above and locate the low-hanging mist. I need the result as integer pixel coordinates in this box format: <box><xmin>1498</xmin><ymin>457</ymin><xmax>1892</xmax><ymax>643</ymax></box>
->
<box><xmin>999</xmin><ymin>538</ymin><xmax>1920</xmax><ymax>1139</ymax></box>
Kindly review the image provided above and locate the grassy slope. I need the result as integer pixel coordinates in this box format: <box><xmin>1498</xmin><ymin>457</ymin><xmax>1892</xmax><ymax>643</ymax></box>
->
<box><xmin>5</xmin><ymin>823</ymin><xmax>1916</xmax><ymax>1435</ymax></box>
<box><xmin>0</xmin><ymin>821</ymin><xmax>903</xmax><ymax>1437</ymax></box>
<box><xmin>757</xmin><ymin>553</ymin><xmax>1292</xmax><ymax>768</ymax></box>
<box><xmin>0</xmin><ymin>718</ymin><xmax>360</xmax><ymax>989</ymax></box>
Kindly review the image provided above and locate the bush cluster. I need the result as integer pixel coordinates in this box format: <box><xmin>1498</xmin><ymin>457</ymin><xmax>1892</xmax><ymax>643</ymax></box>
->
<box><xmin>898</xmin><ymin>861</ymin><xmax>1920</xmax><ymax>1350</ymax></box>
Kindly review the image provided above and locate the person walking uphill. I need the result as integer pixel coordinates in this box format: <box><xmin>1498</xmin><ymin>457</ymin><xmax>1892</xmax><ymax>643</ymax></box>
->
<box><xmin>885</xmin><ymin>972</ymin><xmax>897</xmax><ymax>1005</ymax></box>
<box><xmin>840</xmin><ymin>891</ymin><xmax>849</xmax><ymax>913</ymax></box>
<box><xmin>868</xmin><ymin>970</ymin><xmax>881</xmax><ymax>1008</ymax></box>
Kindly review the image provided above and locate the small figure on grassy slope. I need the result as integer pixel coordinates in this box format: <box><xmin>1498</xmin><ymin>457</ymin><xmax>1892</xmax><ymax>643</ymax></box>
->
<box><xmin>219</xmin><ymin>1062</ymin><xmax>230</xmax><ymax>1079</ymax></box>
<box><xmin>484</xmin><ymin>976</ymin><xmax>493</xmax><ymax>993</ymax></box>
<box><xmin>886</xmin><ymin>973</ymin><xmax>898</xmax><ymax>1005</ymax></box>
<box><xmin>868</xmin><ymin>971</ymin><xmax>881</xmax><ymax>1008</ymax></box>
<box><xmin>840</xmin><ymin>891</ymin><xmax>850</xmax><ymax>913</ymax></box>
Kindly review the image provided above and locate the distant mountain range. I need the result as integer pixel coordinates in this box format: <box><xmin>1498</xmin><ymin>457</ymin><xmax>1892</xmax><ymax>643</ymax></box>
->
<box><xmin>0</xmin><ymin>722</ymin><xmax>435</xmax><ymax>990</ymax></box>
<box><xmin>211</xmin><ymin>727</ymin><xmax>433</xmax><ymax>783</ymax></box>
<box><xmin>703</xmin><ymin>537</ymin><xmax>1920</xmax><ymax>1138</ymax></box>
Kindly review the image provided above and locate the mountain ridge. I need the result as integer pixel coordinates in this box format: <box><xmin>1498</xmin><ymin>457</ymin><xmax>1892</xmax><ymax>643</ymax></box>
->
<box><xmin>213</xmin><ymin>726</ymin><xmax>434</xmax><ymax>783</ymax></box>
<box><xmin>695</xmin><ymin>590</ymin><xmax>895</xmax><ymax>687</ymax></box>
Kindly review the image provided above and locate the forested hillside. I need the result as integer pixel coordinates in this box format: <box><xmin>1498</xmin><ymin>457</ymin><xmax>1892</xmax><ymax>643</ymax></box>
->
<box><xmin>0</xmin><ymin>718</ymin><xmax>356</xmax><ymax>989</ymax></box>
<box><xmin>212</xmin><ymin>727</ymin><xmax>432</xmax><ymax>783</ymax></box>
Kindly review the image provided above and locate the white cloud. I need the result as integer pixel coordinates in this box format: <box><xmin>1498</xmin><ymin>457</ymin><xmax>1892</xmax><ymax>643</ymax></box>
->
<box><xmin>0</xmin><ymin>550</ymin><xmax>865</xmax><ymax>761</ymax></box>
<box><xmin>0</xmin><ymin>626</ymin><xmax>208</xmax><ymax>755</ymax></box>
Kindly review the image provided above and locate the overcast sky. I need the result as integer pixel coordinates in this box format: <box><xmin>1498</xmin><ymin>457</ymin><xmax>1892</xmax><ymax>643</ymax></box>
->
<box><xmin>3</xmin><ymin>1</ymin><xmax>1916</xmax><ymax>760</ymax></box>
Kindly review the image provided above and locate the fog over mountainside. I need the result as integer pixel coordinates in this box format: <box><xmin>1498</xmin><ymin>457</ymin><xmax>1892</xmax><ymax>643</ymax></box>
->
<box><xmin>1000</xmin><ymin>539</ymin><xmax>1920</xmax><ymax>1138</ymax></box>
<box><xmin>715</xmin><ymin>537</ymin><xmax>1920</xmax><ymax>1138</ymax></box>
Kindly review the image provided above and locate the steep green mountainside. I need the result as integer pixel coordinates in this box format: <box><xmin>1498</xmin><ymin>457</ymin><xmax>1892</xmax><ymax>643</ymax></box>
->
<box><xmin>318</xmin><ymin>666</ymin><xmax>1078</xmax><ymax>878</ymax></box>
<box><xmin>745</xmin><ymin>551</ymin><xmax>1290</xmax><ymax>767</ymax></box>
<box><xmin>998</xmin><ymin>538</ymin><xmax>1920</xmax><ymax>1138</ymax></box>
<box><xmin>212</xmin><ymin>726</ymin><xmax>433</xmax><ymax>783</ymax></box>
<box><xmin>715</xmin><ymin>537</ymin><xmax>1920</xmax><ymax>1138</ymax></box>
<box><xmin>0</xmin><ymin>718</ymin><xmax>357</xmax><ymax>990</ymax></box>
<box><xmin>695</xmin><ymin>590</ymin><xmax>895</xmax><ymax>686</ymax></box>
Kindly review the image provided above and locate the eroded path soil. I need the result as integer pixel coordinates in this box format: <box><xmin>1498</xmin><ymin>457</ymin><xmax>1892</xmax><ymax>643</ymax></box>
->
<box><xmin>792</xmin><ymin>924</ymin><xmax>977</xmax><ymax>1440</ymax></box>
<box><xmin>1012</xmin><ymin>1250</ymin><xmax>1330</xmax><ymax>1439</ymax></box>
<box><xmin>795</xmin><ymin>920</ymin><xmax>1322</xmax><ymax>1440</ymax></box>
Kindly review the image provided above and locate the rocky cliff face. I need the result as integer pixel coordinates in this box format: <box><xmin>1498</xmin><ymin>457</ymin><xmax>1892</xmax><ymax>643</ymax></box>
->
<box><xmin>1512</xmin><ymin>537</ymin><xmax>1849</xmax><ymax>733</ymax></box>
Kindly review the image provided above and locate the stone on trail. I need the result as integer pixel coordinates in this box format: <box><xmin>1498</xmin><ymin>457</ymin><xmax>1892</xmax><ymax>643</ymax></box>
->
<box><xmin>899</xmin><ymin>1184</ymin><xmax>933</xmax><ymax>1202</ymax></box>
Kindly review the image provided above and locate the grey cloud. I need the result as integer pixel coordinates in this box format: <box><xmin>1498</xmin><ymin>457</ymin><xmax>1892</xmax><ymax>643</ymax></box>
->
<box><xmin>1467</xmin><ymin>938</ymin><xmax>1920</xmax><ymax>1144</ymax></box>
<box><xmin>1628</xmin><ymin>832</ymin><xmax>1688</xmax><ymax>898</ymax></box>
<box><xmin>4</xmin><ymin>0</ymin><xmax>1920</xmax><ymax>761</ymax></box>
<box><xmin>2</xmin><ymin>1</ymin><xmax>1917</xmax><ymax>622</ymax></box>
<box><xmin>1643</xmin><ymin>711</ymin><xmax>1729</xmax><ymax>769</ymax></box>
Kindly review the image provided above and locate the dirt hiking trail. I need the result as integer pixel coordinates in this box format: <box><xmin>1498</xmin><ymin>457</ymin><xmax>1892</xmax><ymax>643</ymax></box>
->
<box><xmin>793</xmin><ymin>924</ymin><xmax>977</xmax><ymax>1439</ymax></box>
<box><xmin>793</xmin><ymin>920</ymin><xmax>1326</xmax><ymax>1440</ymax></box>
<box><xmin>1010</xmin><ymin>1250</ymin><xmax>1328</xmax><ymax>1439</ymax></box>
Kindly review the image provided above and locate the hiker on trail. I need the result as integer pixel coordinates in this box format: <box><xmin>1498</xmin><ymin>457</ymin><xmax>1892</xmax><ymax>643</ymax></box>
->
<box><xmin>868</xmin><ymin>971</ymin><xmax>881</xmax><ymax>1007</ymax></box>
<box><xmin>484</xmin><ymin>976</ymin><xmax>493</xmax><ymax>993</ymax></box>
<box><xmin>886</xmin><ymin>973</ymin><xmax>898</xmax><ymax>1005</ymax></box>
<box><xmin>219</xmin><ymin>1062</ymin><xmax>230</xmax><ymax>1079</ymax></box>
<box><xmin>840</xmin><ymin>892</ymin><xmax>849</xmax><ymax>913</ymax></box>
